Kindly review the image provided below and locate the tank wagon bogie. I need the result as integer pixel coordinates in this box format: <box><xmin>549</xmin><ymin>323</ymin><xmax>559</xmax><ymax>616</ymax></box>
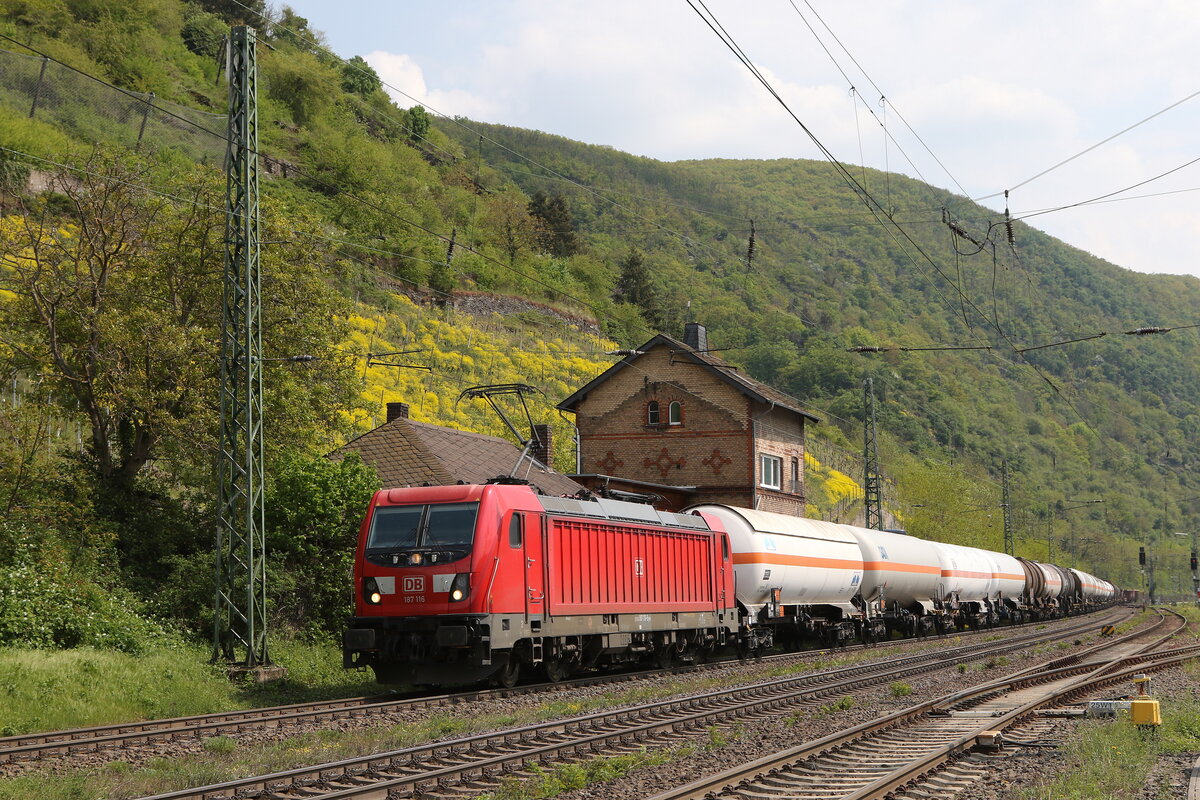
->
<box><xmin>344</xmin><ymin>484</ymin><xmax>1121</xmax><ymax>687</ymax></box>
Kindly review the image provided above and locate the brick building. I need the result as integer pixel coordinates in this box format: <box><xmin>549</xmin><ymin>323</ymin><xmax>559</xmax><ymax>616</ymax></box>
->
<box><xmin>557</xmin><ymin>324</ymin><xmax>819</xmax><ymax>514</ymax></box>
<box><xmin>330</xmin><ymin>402</ymin><xmax>583</xmax><ymax>496</ymax></box>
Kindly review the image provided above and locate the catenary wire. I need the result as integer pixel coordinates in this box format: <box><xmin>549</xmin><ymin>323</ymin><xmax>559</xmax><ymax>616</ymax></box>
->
<box><xmin>685</xmin><ymin>0</ymin><xmax>1122</xmax><ymax>461</ymax></box>
<box><xmin>974</xmin><ymin>85</ymin><xmax>1200</xmax><ymax>202</ymax></box>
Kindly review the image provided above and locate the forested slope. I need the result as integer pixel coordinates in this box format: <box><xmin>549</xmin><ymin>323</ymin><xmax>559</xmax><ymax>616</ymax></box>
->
<box><xmin>0</xmin><ymin>0</ymin><xmax>1193</xmax><ymax>649</ymax></box>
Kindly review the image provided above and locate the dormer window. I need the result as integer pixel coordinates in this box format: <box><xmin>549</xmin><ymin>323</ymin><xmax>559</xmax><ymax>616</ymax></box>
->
<box><xmin>647</xmin><ymin>401</ymin><xmax>660</xmax><ymax>425</ymax></box>
<box><xmin>668</xmin><ymin>401</ymin><xmax>682</xmax><ymax>425</ymax></box>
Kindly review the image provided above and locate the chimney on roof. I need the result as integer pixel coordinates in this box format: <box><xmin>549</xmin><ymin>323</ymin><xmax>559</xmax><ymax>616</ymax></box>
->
<box><xmin>683</xmin><ymin>322</ymin><xmax>708</xmax><ymax>352</ymax></box>
<box><xmin>386</xmin><ymin>402</ymin><xmax>410</xmax><ymax>422</ymax></box>
<box><xmin>531</xmin><ymin>424</ymin><xmax>553</xmax><ymax>467</ymax></box>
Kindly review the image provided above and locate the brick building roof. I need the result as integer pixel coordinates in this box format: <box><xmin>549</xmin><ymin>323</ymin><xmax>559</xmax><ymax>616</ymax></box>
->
<box><xmin>557</xmin><ymin>333</ymin><xmax>820</xmax><ymax>423</ymax></box>
<box><xmin>331</xmin><ymin>417</ymin><xmax>583</xmax><ymax>497</ymax></box>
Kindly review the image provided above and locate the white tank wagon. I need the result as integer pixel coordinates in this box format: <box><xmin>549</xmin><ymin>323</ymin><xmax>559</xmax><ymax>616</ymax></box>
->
<box><xmin>933</xmin><ymin>542</ymin><xmax>997</xmax><ymax>602</ymax></box>
<box><xmin>988</xmin><ymin>551</ymin><xmax>1026</xmax><ymax>599</ymax></box>
<box><xmin>986</xmin><ymin>550</ymin><xmax>1028</xmax><ymax>619</ymax></box>
<box><xmin>932</xmin><ymin>542</ymin><xmax>1005</xmax><ymax>628</ymax></box>
<box><xmin>1070</xmin><ymin>568</ymin><xmax>1108</xmax><ymax>602</ymax></box>
<box><xmin>845</xmin><ymin>526</ymin><xmax>944</xmax><ymax>637</ymax></box>
<box><xmin>690</xmin><ymin>505</ymin><xmax>864</xmax><ymax>647</ymax></box>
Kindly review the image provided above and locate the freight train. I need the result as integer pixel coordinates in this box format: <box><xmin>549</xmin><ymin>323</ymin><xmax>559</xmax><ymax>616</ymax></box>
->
<box><xmin>342</xmin><ymin>483</ymin><xmax>1118</xmax><ymax>686</ymax></box>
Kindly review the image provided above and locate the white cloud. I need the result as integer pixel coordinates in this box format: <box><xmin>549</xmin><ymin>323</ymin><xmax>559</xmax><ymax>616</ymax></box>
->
<box><xmin>365</xmin><ymin>51</ymin><xmax>499</xmax><ymax>120</ymax></box>
<box><xmin>292</xmin><ymin>0</ymin><xmax>1200</xmax><ymax>277</ymax></box>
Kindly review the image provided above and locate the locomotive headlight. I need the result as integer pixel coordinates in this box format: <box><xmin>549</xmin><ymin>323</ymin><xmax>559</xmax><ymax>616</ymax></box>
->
<box><xmin>364</xmin><ymin>577</ymin><xmax>383</xmax><ymax>605</ymax></box>
<box><xmin>449</xmin><ymin>572</ymin><xmax>470</xmax><ymax>602</ymax></box>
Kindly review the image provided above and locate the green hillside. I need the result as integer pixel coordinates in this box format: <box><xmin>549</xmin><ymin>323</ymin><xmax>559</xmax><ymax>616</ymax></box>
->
<box><xmin>0</xmin><ymin>0</ymin><xmax>1193</xmax><ymax>652</ymax></box>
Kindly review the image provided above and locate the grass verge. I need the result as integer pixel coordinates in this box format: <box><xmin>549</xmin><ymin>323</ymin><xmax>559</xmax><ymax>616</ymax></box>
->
<box><xmin>1026</xmin><ymin>697</ymin><xmax>1200</xmax><ymax>799</ymax></box>
<box><xmin>0</xmin><ymin>639</ymin><xmax>380</xmax><ymax>736</ymax></box>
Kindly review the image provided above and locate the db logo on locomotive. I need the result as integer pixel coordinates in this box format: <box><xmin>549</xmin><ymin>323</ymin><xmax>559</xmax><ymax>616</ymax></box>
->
<box><xmin>402</xmin><ymin>576</ymin><xmax>425</xmax><ymax>593</ymax></box>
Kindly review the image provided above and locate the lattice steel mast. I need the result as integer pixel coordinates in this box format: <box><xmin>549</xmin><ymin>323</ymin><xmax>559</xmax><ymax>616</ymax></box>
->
<box><xmin>214</xmin><ymin>25</ymin><xmax>269</xmax><ymax>667</ymax></box>
<box><xmin>1002</xmin><ymin>458</ymin><xmax>1015</xmax><ymax>556</ymax></box>
<box><xmin>863</xmin><ymin>376</ymin><xmax>882</xmax><ymax>530</ymax></box>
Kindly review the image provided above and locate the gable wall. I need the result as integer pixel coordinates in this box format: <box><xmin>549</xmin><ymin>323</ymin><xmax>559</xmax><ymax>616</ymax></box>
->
<box><xmin>574</xmin><ymin>344</ymin><xmax>754</xmax><ymax>491</ymax></box>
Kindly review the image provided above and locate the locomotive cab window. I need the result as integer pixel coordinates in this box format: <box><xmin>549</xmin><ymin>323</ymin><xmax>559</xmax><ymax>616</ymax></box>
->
<box><xmin>508</xmin><ymin>513</ymin><xmax>523</xmax><ymax>547</ymax></box>
<box><xmin>366</xmin><ymin>502</ymin><xmax>479</xmax><ymax>564</ymax></box>
<box><xmin>366</xmin><ymin>505</ymin><xmax>424</xmax><ymax>550</ymax></box>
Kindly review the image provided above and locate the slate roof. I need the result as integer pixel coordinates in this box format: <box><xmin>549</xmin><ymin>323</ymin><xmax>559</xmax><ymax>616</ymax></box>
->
<box><xmin>557</xmin><ymin>333</ymin><xmax>821</xmax><ymax>423</ymax></box>
<box><xmin>331</xmin><ymin>416</ymin><xmax>582</xmax><ymax>497</ymax></box>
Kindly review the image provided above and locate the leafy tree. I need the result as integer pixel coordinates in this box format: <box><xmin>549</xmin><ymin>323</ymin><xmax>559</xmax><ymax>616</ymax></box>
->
<box><xmin>265</xmin><ymin>452</ymin><xmax>380</xmax><ymax>637</ymax></box>
<box><xmin>528</xmin><ymin>191</ymin><xmax>580</xmax><ymax>257</ymax></box>
<box><xmin>270</xmin><ymin>5</ymin><xmax>323</xmax><ymax>51</ymax></box>
<box><xmin>0</xmin><ymin>146</ymin><xmax>360</xmax><ymax>502</ymax></box>
<box><xmin>341</xmin><ymin>55</ymin><xmax>380</xmax><ymax>97</ymax></box>
<box><xmin>194</xmin><ymin>0</ymin><xmax>264</xmax><ymax>23</ymax></box>
<box><xmin>612</xmin><ymin>248</ymin><xmax>655</xmax><ymax>311</ymax></box>
<box><xmin>181</xmin><ymin>7</ymin><xmax>226</xmax><ymax>58</ymax></box>
<box><xmin>407</xmin><ymin>105</ymin><xmax>431</xmax><ymax>142</ymax></box>
<box><xmin>262</xmin><ymin>47</ymin><xmax>339</xmax><ymax>126</ymax></box>
<box><xmin>482</xmin><ymin>190</ymin><xmax>538</xmax><ymax>265</ymax></box>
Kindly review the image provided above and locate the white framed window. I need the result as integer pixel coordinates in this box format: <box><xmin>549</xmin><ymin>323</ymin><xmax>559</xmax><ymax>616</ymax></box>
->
<box><xmin>647</xmin><ymin>400</ymin><xmax>660</xmax><ymax>425</ymax></box>
<box><xmin>759</xmin><ymin>454</ymin><xmax>782</xmax><ymax>490</ymax></box>
<box><xmin>668</xmin><ymin>401</ymin><xmax>682</xmax><ymax>425</ymax></box>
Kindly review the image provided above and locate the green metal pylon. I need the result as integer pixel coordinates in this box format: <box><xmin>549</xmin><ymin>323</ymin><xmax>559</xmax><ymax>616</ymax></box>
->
<box><xmin>214</xmin><ymin>25</ymin><xmax>269</xmax><ymax>667</ymax></box>
<box><xmin>863</xmin><ymin>376</ymin><xmax>882</xmax><ymax>530</ymax></box>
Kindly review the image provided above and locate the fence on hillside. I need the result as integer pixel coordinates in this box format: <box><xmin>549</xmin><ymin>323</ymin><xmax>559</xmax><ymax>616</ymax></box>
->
<box><xmin>0</xmin><ymin>46</ymin><xmax>227</xmax><ymax>165</ymax></box>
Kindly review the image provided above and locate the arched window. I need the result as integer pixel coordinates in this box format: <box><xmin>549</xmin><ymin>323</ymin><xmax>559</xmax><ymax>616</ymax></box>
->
<box><xmin>668</xmin><ymin>401</ymin><xmax>682</xmax><ymax>425</ymax></box>
<box><xmin>647</xmin><ymin>400</ymin><xmax>660</xmax><ymax>425</ymax></box>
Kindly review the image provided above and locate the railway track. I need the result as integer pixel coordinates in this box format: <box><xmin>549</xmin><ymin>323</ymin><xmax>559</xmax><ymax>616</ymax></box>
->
<box><xmin>0</xmin><ymin>608</ymin><xmax>1127</xmax><ymax>768</ymax></box>
<box><xmin>104</xmin><ymin>609</ymin><xmax>1133</xmax><ymax>800</ymax></box>
<box><xmin>648</xmin><ymin>607</ymin><xmax>1192</xmax><ymax>800</ymax></box>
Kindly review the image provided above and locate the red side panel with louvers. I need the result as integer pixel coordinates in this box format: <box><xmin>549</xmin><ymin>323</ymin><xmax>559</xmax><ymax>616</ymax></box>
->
<box><xmin>545</xmin><ymin>517</ymin><xmax>728</xmax><ymax>615</ymax></box>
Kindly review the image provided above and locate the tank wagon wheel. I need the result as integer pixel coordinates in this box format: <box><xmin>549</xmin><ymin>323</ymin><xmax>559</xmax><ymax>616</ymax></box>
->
<box><xmin>491</xmin><ymin>654</ymin><xmax>521</xmax><ymax>689</ymax></box>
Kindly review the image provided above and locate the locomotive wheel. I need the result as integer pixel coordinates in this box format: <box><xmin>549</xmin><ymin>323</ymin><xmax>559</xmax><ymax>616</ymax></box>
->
<box><xmin>492</xmin><ymin>655</ymin><xmax>521</xmax><ymax>689</ymax></box>
<box><xmin>656</xmin><ymin>646</ymin><xmax>676</xmax><ymax>669</ymax></box>
<box><xmin>542</xmin><ymin>657</ymin><xmax>567</xmax><ymax>683</ymax></box>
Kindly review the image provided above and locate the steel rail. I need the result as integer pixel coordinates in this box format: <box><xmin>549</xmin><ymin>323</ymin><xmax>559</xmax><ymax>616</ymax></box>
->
<box><xmin>0</xmin><ymin>606</ymin><xmax>1127</xmax><ymax>766</ymax></box>
<box><xmin>646</xmin><ymin>607</ymin><xmax>1189</xmax><ymax>800</ymax></box>
<box><xmin>132</xmin><ymin>610</ymin><xmax>1128</xmax><ymax>800</ymax></box>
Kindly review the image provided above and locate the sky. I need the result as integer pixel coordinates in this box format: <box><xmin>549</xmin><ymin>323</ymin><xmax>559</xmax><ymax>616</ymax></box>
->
<box><xmin>280</xmin><ymin>1</ymin><xmax>1200</xmax><ymax>280</ymax></box>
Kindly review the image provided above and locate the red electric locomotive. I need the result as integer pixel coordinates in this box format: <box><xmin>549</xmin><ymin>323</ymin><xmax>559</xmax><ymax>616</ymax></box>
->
<box><xmin>343</xmin><ymin>483</ymin><xmax>737</xmax><ymax>686</ymax></box>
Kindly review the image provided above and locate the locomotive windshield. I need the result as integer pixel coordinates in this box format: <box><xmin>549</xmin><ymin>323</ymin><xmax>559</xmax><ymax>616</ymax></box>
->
<box><xmin>367</xmin><ymin>502</ymin><xmax>479</xmax><ymax>555</ymax></box>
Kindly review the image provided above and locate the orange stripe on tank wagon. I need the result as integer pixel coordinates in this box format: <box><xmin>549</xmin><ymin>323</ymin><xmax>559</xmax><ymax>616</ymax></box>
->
<box><xmin>861</xmin><ymin>561</ymin><xmax>941</xmax><ymax>575</ymax></box>
<box><xmin>733</xmin><ymin>552</ymin><xmax>862</xmax><ymax>570</ymax></box>
<box><xmin>940</xmin><ymin>569</ymin><xmax>992</xmax><ymax>579</ymax></box>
